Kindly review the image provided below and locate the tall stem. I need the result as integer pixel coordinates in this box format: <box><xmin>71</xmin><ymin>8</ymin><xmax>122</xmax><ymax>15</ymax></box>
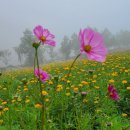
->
<box><xmin>6</xmin><ymin>84</ymin><xmax>11</xmax><ymax>130</ymax></box>
<box><xmin>34</xmin><ymin>51</ymin><xmax>36</xmax><ymax>76</ymax></box>
<box><xmin>35</xmin><ymin>48</ymin><xmax>45</xmax><ymax>130</ymax></box>
<box><xmin>67</xmin><ymin>54</ymin><xmax>81</xmax><ymax>78</ymax></box>
<box><xmin>60</xmin><ymin>54</ymin><xmax>81</xmax><ymax>128</ymax></box>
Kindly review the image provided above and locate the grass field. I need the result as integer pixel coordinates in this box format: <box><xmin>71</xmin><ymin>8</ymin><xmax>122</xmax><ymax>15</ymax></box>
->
<box><xmin>0</xmin><ymin>52</ymin><xmax>130</xmax><ymax>130</ymax></box>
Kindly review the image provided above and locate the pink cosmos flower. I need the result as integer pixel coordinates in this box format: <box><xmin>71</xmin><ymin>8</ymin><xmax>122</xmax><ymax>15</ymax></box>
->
<box><xmin>35</xmin><ymin>68</ymin><xmax>49</xmax><ymax>82</ymax></box>
<box><xmin>108</xmin><ymin>84</ymin><xmax>120</xmax><ymax>101</ymax></box>
<box><xmin>110</xmin><ymin>91</ymin><xmax>120</xmax><ymax>101</ymax></box>
<box><xmin>33</xmin><ymin>25</ymin><xmax>56</xmax><ymax>46</ymax></box>
<box><xmin>108</xmin><ymin>84</ymin><xmax>116</xmax><ymax>93</ymax></box>
<box><xmin>79</xmin><ymin>28</ymin><xmax>107</xmax><ymax>62</ymax></box>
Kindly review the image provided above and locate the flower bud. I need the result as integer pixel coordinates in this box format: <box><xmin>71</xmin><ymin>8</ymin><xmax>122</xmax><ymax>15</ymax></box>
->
<box><xmin>0</xmin><ymin>106</ymin><xmax>3</xmax><ymax>111</ymax></box>
<box><xmin>81</xmin><ymin>92</ymin><xmax>87</xmax><ymax>96</ymax></box>
<box><xmin>32</xmin><ymin>42</ymin><xmax>40</xmax><ymax>49</ymax></box>
<box><xmin>88</xmin><ymin>70</ymin><xmax>94</xmax><ymax>74</ymax></box>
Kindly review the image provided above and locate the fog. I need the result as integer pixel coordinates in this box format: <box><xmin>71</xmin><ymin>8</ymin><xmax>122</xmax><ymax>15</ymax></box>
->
<box><xmin>0</xmin><ymin>0</ymin><xmax>130</xmax><ymax>68</ymax></box>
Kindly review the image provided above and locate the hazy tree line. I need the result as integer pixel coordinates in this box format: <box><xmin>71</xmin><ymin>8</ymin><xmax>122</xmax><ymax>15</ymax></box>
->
<box><xmin>0</xmin><ymin>28</ymin><xmax>130</xmax><ymax>67</ymax></box>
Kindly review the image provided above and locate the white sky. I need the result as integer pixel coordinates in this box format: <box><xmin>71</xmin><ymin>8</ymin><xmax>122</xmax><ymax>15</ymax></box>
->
<box><xmin>0</xmin><ymin>0</ymin><xmax>130</xmax><ymax>49</ymax></box>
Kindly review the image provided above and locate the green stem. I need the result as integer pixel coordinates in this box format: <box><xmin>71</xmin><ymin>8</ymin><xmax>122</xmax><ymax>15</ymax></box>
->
<box><xmin>60</xmin><ymin>54</ymin><xmax>81</xmax><ymax>129</ymax></box>
<box><xmin>35</xmin><ymin>48</ymin><xmax>45</xmax><ymax>130</ymax></box>
<box><xmin>67</xmin><ymin>54</ymin><xmax>81</xmax><ymax>79</ymax></box>
<box><xmin>34</xmin><ymin>50</ymin><xmax>36</xmax><ymax>76</ymax></box>
<box><xmin>7</xmin><ymin>84</ymin><xmax>11</xmax><ymax>130</ymax></box>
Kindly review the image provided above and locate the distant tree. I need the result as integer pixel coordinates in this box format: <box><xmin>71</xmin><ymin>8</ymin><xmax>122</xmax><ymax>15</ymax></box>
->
<box><xmin>0</xmin><ymin>51</ymin><xmax>4</xmax><ymax>58</ymax></box>
<box><xmin>14</xmin><ymin>47</ymin><xmax>23</xmax><ymax>65</ymax></box>
<box><xmin>0</xmin><ymin>49</ymin><xmax>11</xmax><ymax>66</ymax></box>
<box><xmin>70</xmin><ymin>33</ymin><xmax>79</xmax><ymax>55</ymax></box>
<box><xmin>46</xmin><ymin>46</ymin><xmax>57</xmax><ymax>61</ymax></box>
<box><xmin>16</xmin><ymin>29</ymin><xmax>45</xmax><ymax>66</ymax></box>
<box><xmin>116</xmin><ymin>30</ymin><xmax>130</xmax><ymax>48</ymax></box>
<box><xmin>101</xmin><ymin>28</ymin><xmax>115</xmax><ymax>50</ymax></box>
<box><xmin>60</xmin><ymin>36</ymin><xmax>72</xmax><ymax>60</ymax></box>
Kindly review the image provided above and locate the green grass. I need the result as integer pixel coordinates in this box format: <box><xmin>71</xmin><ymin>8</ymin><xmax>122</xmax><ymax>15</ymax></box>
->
<box><xmin>0</xmin><ymin>52</ymin><xmax>130</xmax><ymax>130</ymax></box>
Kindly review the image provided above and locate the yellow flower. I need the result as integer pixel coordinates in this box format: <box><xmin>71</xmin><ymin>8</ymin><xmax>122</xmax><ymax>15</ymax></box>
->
<box><xmin>127</xmin><ymin>87</ymin><xmax>130</xmax><ymax>90</ymax></box>
<box><xmin>35</xmin><ymin>104</ymin><xmax>42</xmax><ymax>109</ymax></box>
<box><xmin>92</xmin><ymin>80</ymin><xmax>96</xmax><ymax>83</ymax></box>
<box><xmin>48</xmin><ymin>80</ymin><xmax>53</xmax><ymax>85</ymax></box>
<box><xmin>102</xmin><ymin>68</ymin><xmax>104</xmax><ymax>70</ymax></box>
<box><xmin>56</xmin><ymin>85</ymin><xmax>63</xmax><ymax>92</ymax></box>
<box><xmin>25</xmin><ymin>99</ymin><xmax>30</xmax><ymax>103</ymax></box>
<box><xmin>42</xmin><ymin>91</ymin><xmax>48</xmax><ymax>96</ymax></box>
<box><xmin>111</xmin><ymin>72</ymin><xmax>118</xmax><ymax>76</ymax></box>
<box><xmin>122</xmin><ymin>80</ymin><xmax>127</xmax><ymax>84</ymax></box>
<box><xmin>109</xmin><ymin>79</ymin><xmax>115</xmax><ymax>83</ymax></box>
<box><xmin>125</xmin><ymin>70</ymin><xmax>129</xmax><ymax>73</ymax></box>
<box><xmin>80</xmin><ymin>69</ymin><xmax>85</xmax><ymax>72</ymax></box>
<box><xmin>78</xmin><ymin>84</ymin><xmax>83</xmax><ymax>87</ymax></box>
<box><xmin>122</xmin><ymin>113</ymin><xmax>127</xmax><ymax>117</ymax></box>
<box><xmin>17</xmin><ymin>98</ymin><xmax>22</xmax><ymax>102</ymax></box>
<box><xmin>0</xmin><ymin>111</ymin><xmax>3</xmax><ymax>116</ymax></box>
<box><xmin>61</xmin><ymin>78</ymin><xmax>66</xmax><ymax>81</ymax></box>
<box><xmin>64</xmin><ymin>67</ymin><xmax>69</xmax><ymax>70</ymax></box>
<box><xmin>81</xmin><ymin>81</ymin><xmax>88</xmax><ymax>85</ymax></box>
<box><xmin>93</xmin><ymin>75</ymin><xmax>97</xmax><ymax>79</ymax></box>
<box><xmin>18</xmin><ymin>86</ymin><xmax>21</xmax><ymax>89</ymax></box>
<box><xmin>95</xmin><ymin>109</ymin><xmax>102</xmax><ymax>113</ymax></box>
<box><xmin>73</xmin><ymin>88</ymin><xmax>78</xmax><ymax>91</ymax></box>
<box><xmin>71</xmin><ymin>85</ymin><xmax>75</xmax><ymax>88</ymax></box>
<box><xmin>83</xmin><ymin>99</ymin><xmax>88</xmax><ymax>103</ymax></box>
<box><xmin>45</xmin><ymin>98</ymin><xmax>49</xmax><ymax>102</ymax></box>
<box><xmin>24</xmin><ymin>88</ymin><xmax>28</xmax><ymax>91</ymax></box>
<box><xmin>11</xmin><ymin>100</ymin><xmax>16</xmax><ymax>103</ymax></box>
<box><xmin>0</xmin><ymin>120</ymin><xmax>3</xmax><ymax>125</ymax></box>
<box><xmin>3</xmin><ymin>88</ymin><xmax>7</xmax><ymax>91</ymax></box>
<box><xmin>67</xmin><ymin>80</ymin><xmax>71</xmax><ymax>83</ymax></box>
<box><xmin>30</xmin><ymin>80</ymin><xmax>35</xmax><ymax>83</ymax></box>
<box><xmin>3</xmin><ymin>107</ymin><xmax>9</xmax><ymax>111</ymax></box>
<box><xmin>66</xmin><ymin>93</ymin><xmax>70</xmax><ymax>96</ymax></box>
<box><xmin>94</xmin><ymin>101</ymin><xmax>99</xmax><ymax>104</ymax></box>
<box><xmin>2</xmin><ymin>102</ymin><xmax>7</xmax><ymax>105</ymax></box>
<box><xmin>94</xmin><ymin>86</ymin><xmax>100</xmax><ymax>89</ymax></box>
<box><xmin>66</xmin><ymin>87</ymin><xmax>70</xmax><ymax>90</ymax></box>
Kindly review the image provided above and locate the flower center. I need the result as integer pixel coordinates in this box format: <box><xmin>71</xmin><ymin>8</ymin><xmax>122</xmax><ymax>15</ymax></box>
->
<box><xmin>84</xmin><ymin>45</ymin><xmax>92</xmax><ymax>52</ymax></box>
<box><xmin>40</xmin><ymin>36</ymin><xmax>46</xmax><ymax>42</ymax></box>
<box><xmin>40</xmin><ymin>74</ymin><xmax>44</xmax><ymax>79</ymax></box>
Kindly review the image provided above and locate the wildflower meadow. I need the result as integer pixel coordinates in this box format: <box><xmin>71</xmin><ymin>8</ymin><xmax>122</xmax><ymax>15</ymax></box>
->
<box><xmin>0</xmin><ymin>25</ymin><xmax>130</xmax><ymax>130</ymax></box>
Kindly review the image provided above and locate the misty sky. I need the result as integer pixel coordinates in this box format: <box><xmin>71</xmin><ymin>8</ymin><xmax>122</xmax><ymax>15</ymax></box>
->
<box><xmin>0</xmin><ymin>0</ymin><xmax>130</xmax><ymax>50</ymax></box>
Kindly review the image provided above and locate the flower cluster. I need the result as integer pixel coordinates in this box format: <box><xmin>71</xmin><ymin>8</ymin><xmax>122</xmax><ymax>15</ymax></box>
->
<box><xmin>33</xmin><ymin>25</ymin><xmax>56</xmax><ymax>82</ymax></box>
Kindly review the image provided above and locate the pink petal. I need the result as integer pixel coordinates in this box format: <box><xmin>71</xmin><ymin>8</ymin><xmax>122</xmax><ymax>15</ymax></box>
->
<box><xmin>35</xmin><ymin>68</ymin><xmax>43</xmax><ymax>77</ymax></box>
<box><xmin>86</xmin><ymin>52</ymin><xmax>106</xmax><ymax>62</ymax></box>
<box><xmin>46</xmin><ymin>33</ymin><xmax>55</xmax><ymax>40</ymax></box>
<box><xmin>46</xmin><ymin>40</ymin><xmax>56</xmax><ymax>46</ymax></box>
<box><xmin>108</xmin><ymin>84</ymin><xmax>114</xmax><ymax>93</ymax></box>
<box><xmin>33</xmin><ymin>25</ymin><xmax>44</xmax><ymax>39</ymax></box>
<box><xmin>43</xmin><ymin>29</ymin><xmax>50</xmax><ymax>37</ymax></box>
<box><xmin>83</xmin><ymin>28</ymin><xmax>94</xmax><ymax>46</ymax></box>
<box><xmin>35</xmin><ymin>69</ymin><xmax>49</xmax><ymax>82</ymax></box>
<box><xmin>91</xmin><ymin>46</ymin><xmax>107</xmax><ymax>57</ymax></box>
<box><xmin>89</xmin><ymin>31</ymin><xmax>104</xmax><ymax>49</ymax></box>
<box><xmin>110</xmin><ymin>92</ymin><xmax>120</xmax><ymax>101</ymax></box>
<box><xmin>42</xmin><ymin>71</ymin><xmax>50</xmax><ymax>80</ymax></box>
<box><xmin>79</xmin><ymin>30</ymin><xmax>84</xmax><ymax>52</ymax></box>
